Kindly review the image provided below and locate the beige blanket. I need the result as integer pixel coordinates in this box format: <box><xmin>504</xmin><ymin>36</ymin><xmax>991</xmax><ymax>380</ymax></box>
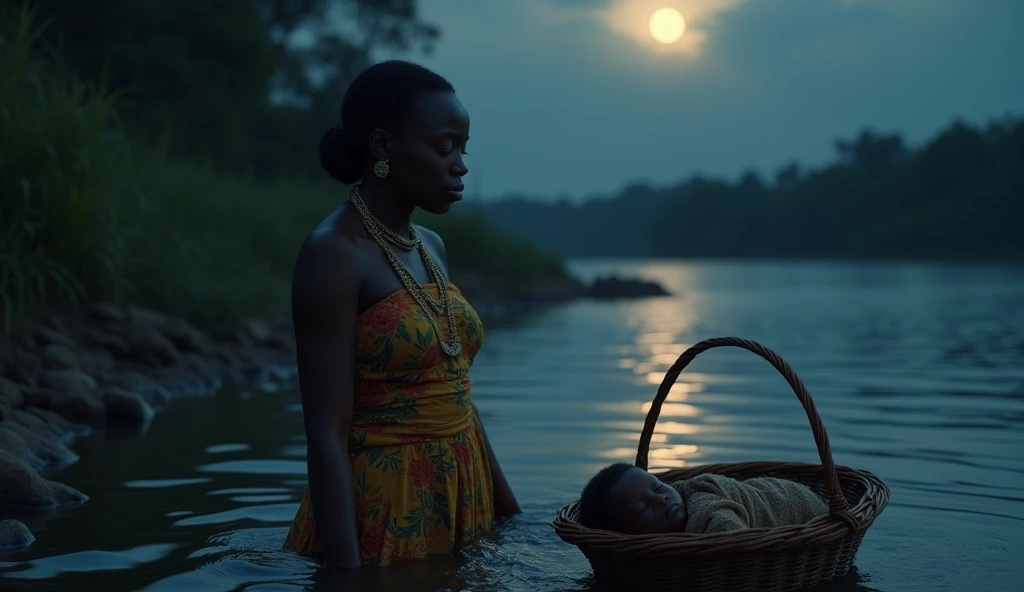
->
<box><xmin>671</xmin><ymin>474</ymin><xmax>829</xmax><ymax>534</ymax></box>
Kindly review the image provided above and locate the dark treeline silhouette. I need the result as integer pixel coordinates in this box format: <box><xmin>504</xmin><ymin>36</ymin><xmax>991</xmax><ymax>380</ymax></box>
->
<box><xmin>478</xmin><ymin>118</ymin><xmax>1024</xmax><ymax>260</ymax></box>
<box><xmin>24</xmin><ymin>0</ymin><xmax>437</xmax><ymax>180</ymax></box>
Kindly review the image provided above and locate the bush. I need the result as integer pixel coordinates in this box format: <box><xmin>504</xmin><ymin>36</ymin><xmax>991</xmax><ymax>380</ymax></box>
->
<box><xmin>0</xmin><ymin>4</ymin><xmax>131</xmax><ymax>330</ymax></box>
<box><xmin>0</xmin><ymin>4</ymin><xmax>567</xmax><ymax>333</ymax></box>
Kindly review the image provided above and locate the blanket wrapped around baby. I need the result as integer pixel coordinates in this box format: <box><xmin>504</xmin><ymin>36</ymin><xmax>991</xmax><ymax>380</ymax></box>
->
<box><xmin>670</xmin><ymin>474</ymin><xmax>829</xmax><ymax>534</ymax></box>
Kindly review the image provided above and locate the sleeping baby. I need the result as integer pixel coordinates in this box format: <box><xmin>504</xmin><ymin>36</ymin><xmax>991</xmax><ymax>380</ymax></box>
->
<box><xmin>577</xmin><ymin>463</ymin><xmax>829</xmax><ymax>534</ymax></box>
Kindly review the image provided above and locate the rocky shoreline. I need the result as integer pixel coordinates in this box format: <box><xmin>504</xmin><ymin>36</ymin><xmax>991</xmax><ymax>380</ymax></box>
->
<box><xmin>0</xmin><ymin>273</ymin><xmax>669</xmax><ymax>552</ymax></box>
<box><xmin>0</xmin><ymin>301</ymin><xmax>301</xmax><ymax>552</ymax></box>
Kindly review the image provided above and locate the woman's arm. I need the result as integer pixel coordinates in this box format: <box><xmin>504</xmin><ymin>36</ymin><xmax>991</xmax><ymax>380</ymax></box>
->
<box><xmin>473</xmin><ymin>404</ymin><xmax>521</xmax><ymax>518</ymax></box>
<box><xmin>292</xmin><ymin>233</ymin><xmax>363</xmax><ymax>567</ymax></box>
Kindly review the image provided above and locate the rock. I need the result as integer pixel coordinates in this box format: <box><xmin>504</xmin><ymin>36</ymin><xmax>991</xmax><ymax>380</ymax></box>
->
<box><xmin>82</xmin><ymin>326</ymin><xmax>132</xmax><ymax>358</ymax></box>
<box><xmin>33</xmin><ymin>325</ymin><xmax>75</xmax><ymax>348</ymax></box>
<box><xmin>242</xmin><ymin>318</ymin><xmax>274</xmax><ymax>344</ymax></box>
<box><xmin>103</xmin><ymin>388</ymin><xmax>156</xmax><ymax>425</ymax></box>
<box><xmin>0</xmin><ymin>377</ymin><xmax>23</xmax><ymax>408</ymax></box>
<box><xmin>127</xmin><ymin>305</ymin><xmax>167</xmax><ymax>327</ymax></box>
<box><xmin>269</xmin><ymin>329</ymin><xmax>295</xmax><ymax>350</ymax></box>
<box><xmin>23</xmin><ymin>387</ymin><xmax>55</xmax><ymax>408</ymax></box>
<box><xmin>4</xmin><ymin>350</ymin><xmax>41</xmax><ymax>388</ymax></box>
<box><xmin>161</xmin><ymin>318</ymin><xmax>208</xmax><ymax>353</ymax></box>
<box><xmin>101</xmin><ymin>372</ymin><xmax>170</xmax><ymax>405</ymax></box>
<box><xmin>76</xmin><ymin>348</ymin><xmax>115</xmax><ymax>376</ymax></box>
<box><xmin>43</xmin><ymin>343</ymin><xmax>80</xmax><ymax>371</ymax></box>
<box><xmin>214</xmin><ymin>346</ymin><xmax>244</xmax><ymax>368</ymax></box>
<box><xmin>212</xmin><ymin>327</ymin><xmax>242</xmax><ymax>344</ymax></box>
<box><xmin>23</xmin><ymin>407</ymin><xmax>79</xmax><ymax>439</ymax></box>
<box><xmin>87</xmin><ymin>301</ymin><xmax>126</xmax><ymax>323</ymax></box>
<box><xmin>0</xmin><ymin>402</ymin><xmax>12</xmax><ymax>422</ymax></box>
<box><xmin>40</xmin><ymin>369</ymin><xmax>97</xmax><ymax>394</ymax></box>
<box><xmin>586</xmin><ymin>275</ymin><xmax>671</xmax><ymax>299</ymax></box>
<box><xmin>180</xmin><ymin>353</ymin><xmax>223</xmax><ymax>384</ymax></box>
<box><xmin>10</xmin><ymin>409</ymin><xmax>68</xmax><ymax>441</ymax></box>
<box><xmin>123</xmin><ymin>324</ymin><xmax>180</xmax><ymax>366</ymax></box>
<box><xmin>0</xmin><ymin>451</ymin><xmax>88</xmax><ymax>508</ymax></box>
<box><xmin>0</xmin><ymin>519</ymin><xmax>35</xmax><ymax>550</ymax></box>
<box><xmin>0</xmin><ymin>423</ymin><xmax>75</xmax><ymax>471</ymax></box>
<box><xmin>0</xmin><ymin>426</ymin><xmax>46</xmax><ymax>469</ymax></box>
<box><xmin>48</xmin><ymin>392</ymin><xmax>105</xmax><ymax>426</ymax></box>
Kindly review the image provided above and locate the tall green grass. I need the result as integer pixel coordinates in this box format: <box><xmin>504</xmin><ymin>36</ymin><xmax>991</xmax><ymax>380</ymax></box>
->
<box><xmin>0</xmin><ymin>4</ymin><xmax>566</xmax><ymax>333</ymax></box>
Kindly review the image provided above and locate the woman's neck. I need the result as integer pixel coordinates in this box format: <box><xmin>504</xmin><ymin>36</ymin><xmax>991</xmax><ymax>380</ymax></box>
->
<box><xmin>356</xmin><ymin>180</ymin><xmax>415</xmax><ymax>237</ymax></box>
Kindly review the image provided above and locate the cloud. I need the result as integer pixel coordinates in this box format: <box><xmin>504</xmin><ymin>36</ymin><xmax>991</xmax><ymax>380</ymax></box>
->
<box><xmin>547</xmin><ymin>0</ymin><xmax>613</xmax><ymax>6</ymax></box>
<box><xmin>602</xmin><ymin>0</ymin><xmax>745</xmax><ymax>57</ymax></box>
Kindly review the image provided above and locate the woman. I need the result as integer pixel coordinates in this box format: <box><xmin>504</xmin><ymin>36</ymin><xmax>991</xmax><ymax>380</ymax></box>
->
<box><xmin>281</xmin><ymin>60</ymin><xmax>520</xmax><ymax>569</ymax></box>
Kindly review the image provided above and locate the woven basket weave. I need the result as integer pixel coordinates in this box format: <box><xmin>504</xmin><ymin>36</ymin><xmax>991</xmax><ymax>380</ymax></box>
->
<box><xmin>553</xmin><ymin>337</ymin><xmax>890</xmax><ymax>591</ymax></box>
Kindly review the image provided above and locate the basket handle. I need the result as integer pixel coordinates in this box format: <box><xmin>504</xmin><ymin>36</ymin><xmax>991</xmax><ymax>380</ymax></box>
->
<box><xmin>635</xmin><ymin>337</ymin><xmax>851</xmax><ymax>517</ymax></box>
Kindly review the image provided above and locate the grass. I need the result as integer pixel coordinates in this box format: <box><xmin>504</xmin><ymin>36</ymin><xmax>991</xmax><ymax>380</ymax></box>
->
<box><xmin>0</xmin><ymin>4</ymin><xmax>567</xmax><ymax>333</ymax></box>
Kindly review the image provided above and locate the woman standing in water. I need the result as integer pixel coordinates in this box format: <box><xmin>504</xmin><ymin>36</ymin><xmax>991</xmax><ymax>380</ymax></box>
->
<box><xmin>282</xmin><ymin>60</ymin><xmax>521</xmax><ymax>568</ymax></box>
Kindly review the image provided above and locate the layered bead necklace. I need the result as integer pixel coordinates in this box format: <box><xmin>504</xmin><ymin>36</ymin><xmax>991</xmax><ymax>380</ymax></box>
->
<box><xmin>349</xmin><ymin>186</ymin><xmax>463</xmax><ymax>357</ymax></box>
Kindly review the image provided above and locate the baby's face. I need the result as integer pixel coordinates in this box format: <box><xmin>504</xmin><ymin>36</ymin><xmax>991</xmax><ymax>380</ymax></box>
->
<box><xmin>605</xmin><ymin>467</ymin><xmax>687</xmax><ymax>535</ymax></box>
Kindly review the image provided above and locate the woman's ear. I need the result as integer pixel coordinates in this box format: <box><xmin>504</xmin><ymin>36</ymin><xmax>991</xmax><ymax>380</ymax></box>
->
<box><xmin>368</xmin><ymin>128</ymin><xmax>389</xmax><ymax>161</ymax></box>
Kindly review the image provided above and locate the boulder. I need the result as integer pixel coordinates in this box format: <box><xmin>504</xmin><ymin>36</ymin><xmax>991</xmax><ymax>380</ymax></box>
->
<box><xmin>76</xmin><ymin>348</ymin><xmax>115</xmax><ymax>377</ymax></box>
<box><xmin>0</xmin><ymin>451</ymin><xmax>88</xmax><ymax>508</ymax></box>
<box><xmin>5</xmin><ymin>350</ymin><xmax>41</xmax><ymax>388</ymax></box>
<box><xmin>40</xmin><ymin>369</ymin><xmax>97</xmax><ymax>394</ymax></box>
<box><xmin>0</xmin><ymin>377</ymin><xmax>23</xmax><ymax>408</ymax></box>
<box><xmin>87</xmin><ymin>301</ymin><xmax>126</xmax><ymax>324</ymax></box>
<box><xmin>586</xmin><ymin>275</ymin><xmax>671</xmax><ymax>299</ymax></box>
<box><xmin>0</xmin><ymin>426</ymin><xmax>45</xmax><ymax>470</ymax></box>
<box><xmin>161</xmin><ymin>318</ymin><xmax>208</xmax><ymax>354</ymax></box>
<box><xmin>100</xmin><ymin>371</ymin><xmax>171</xmax><ymax>405</ymax></box>
<box><xmin>126</xmin><ymin>305</ymin><xmax>167</xmax><ymax>327</ymax></box>
<box><xmin>43</xmin><ymin>343</ymin><xmax>80</xmax><ymax>371</ymax></box>
<box><xmin>23</xmin><ymin>407</ymin><xmax>78</xmax><ymax>439</ymax></box>
<box><xmin>23</xmin><ymin>387</ymin><xmax>56</xmax><ymax>408</ymax></box>
<box><xmin>81</xmin><ymin>326</ymin><xmax>132</xmax><ymax>358</ymax></box>
<box><xmin>0</xmin><ymin>424</ymin><xmax>77</xmax><ymax>470</ymax></box>
<box><xmin>48</xmin><ymin>392</ymin><xmax>105</xmax><ymax>426</ymax></box>
<box><xmin>241</xmin><ymin>318</ymin><xmax>274</xmax><ymax>345</ymax></box>
<box><xmin>123</xmin><ymin>324</ymin><xmax>180</xmax><ymax>366</ymax></box>
<box><xmin>32</xmin><ymin>325</ymin><xmax>75</xmax><ymax>348</ymax></box>
<box><xmin>0</xmin><ymin>519</ymin><xmax>35</xmax><ymax>550</ymax></box>
<box><xmin>103</xmin><ymin>388</ymin><xmax>156</xmax><ymax>425</ymax></box>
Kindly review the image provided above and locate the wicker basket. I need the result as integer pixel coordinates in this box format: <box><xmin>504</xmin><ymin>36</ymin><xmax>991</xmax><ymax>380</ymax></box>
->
<box><xmin>553</xmin><ymin>337</ymin><xmax>890</xmax><ymax>592</ymax></box>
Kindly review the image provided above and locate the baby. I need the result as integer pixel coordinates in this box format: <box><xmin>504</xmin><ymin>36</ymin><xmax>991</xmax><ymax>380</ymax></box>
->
<box><xmin>577</xmin><ymin>463</ymin><xmax>829</xmax><ymax>535</ymax></box>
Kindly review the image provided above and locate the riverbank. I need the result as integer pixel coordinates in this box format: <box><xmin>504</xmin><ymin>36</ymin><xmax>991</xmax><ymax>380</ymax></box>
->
<box><xmin>0</xmin><ymin>272</ymin><xmax>668</xmax><ymax>551</ymax></box>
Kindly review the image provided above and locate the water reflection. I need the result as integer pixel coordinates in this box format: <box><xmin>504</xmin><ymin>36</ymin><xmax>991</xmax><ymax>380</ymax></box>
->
<box><xmin>0</xmin><ymin>544</ymin><xmax>178</xmax><ymax>580</ymax></box>
<box><xmin>1</xmin><ymin>260</ymin><xmax>1022</xmax><ymax>591</ymax></box>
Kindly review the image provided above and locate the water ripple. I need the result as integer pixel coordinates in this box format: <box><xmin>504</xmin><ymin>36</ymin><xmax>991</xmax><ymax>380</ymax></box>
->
<box><xmin>3</xmin><ymin>260</ymin><xmax>1022</xmax><ymax>592</ymax></box>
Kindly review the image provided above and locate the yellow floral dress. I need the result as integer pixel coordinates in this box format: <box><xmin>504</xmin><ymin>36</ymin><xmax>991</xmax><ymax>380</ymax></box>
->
<box><xmin>282</xmin><ymin>283</ymin><xmax>495</xmax><ymax>567</ymax></box>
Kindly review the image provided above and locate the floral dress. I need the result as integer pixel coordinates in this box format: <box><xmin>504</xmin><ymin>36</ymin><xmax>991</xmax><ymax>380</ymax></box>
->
<box><xmin>282</xmin><ymin>283</ymin><xmax>494</xmax><ymax>567</ymax></box>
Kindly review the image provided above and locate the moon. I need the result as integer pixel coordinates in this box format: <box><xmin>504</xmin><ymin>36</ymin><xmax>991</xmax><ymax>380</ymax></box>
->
<box><xmin>649</xmin><ymin>8</ymin><xmax>686</xmax><ymax>44</ymax></box>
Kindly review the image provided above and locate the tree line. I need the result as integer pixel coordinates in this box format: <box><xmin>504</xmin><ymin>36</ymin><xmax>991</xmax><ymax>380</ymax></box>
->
<box><xmin>478</xmin><ymin>117</ymin><xmax>1024</xmax><ymax>261</ymax></box>
<box><xmin>19</xmin><ymin>0</ymin><xmax>437</xmax><ymax>181</ymax></box>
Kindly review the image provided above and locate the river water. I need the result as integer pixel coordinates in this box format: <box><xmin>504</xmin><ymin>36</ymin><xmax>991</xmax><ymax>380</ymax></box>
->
<box><xmin>1</xmin><ymin>259</ymin><xmax>1023</xmax><ymax>592</ymax></box>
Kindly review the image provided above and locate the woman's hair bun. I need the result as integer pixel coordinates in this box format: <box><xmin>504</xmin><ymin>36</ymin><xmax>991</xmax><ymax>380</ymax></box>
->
<box><xmin>319</xmin><ymin>125</ymin><xmax>362</xmax><ymax>184</ymax></box>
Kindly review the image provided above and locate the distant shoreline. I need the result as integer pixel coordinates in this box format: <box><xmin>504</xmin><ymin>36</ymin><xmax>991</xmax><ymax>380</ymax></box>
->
<box><xmin>561</xmin><ymin>253</ymin><xmax>1024</xmax><ymax>267</ymax></box>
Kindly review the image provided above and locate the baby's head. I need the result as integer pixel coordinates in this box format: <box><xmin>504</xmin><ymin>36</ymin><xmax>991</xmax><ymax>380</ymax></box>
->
<box><xmin>577</xmin><ymin>463</ymin><xmax>687</xmax><ymax>535</ymax></box>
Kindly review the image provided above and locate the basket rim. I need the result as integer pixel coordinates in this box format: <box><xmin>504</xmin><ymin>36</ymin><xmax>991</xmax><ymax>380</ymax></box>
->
<box><xmin>552</xmin><ymin>461</ymin><xmax>890</xmax><ymax>559</ymax></box>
